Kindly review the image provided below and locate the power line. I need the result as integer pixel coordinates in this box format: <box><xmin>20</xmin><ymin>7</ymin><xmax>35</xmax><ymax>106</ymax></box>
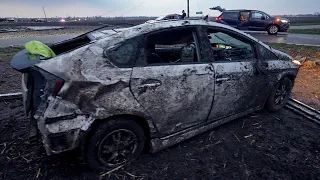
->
<box><xmin>100</xmin><ymin>0</ymin><xmax>133</xmax><ymax>16</ymax></box>
<box><xmin>122</xmin><ymin>0</ymin><xmax>149</xmax><ymax>15</ymax></box>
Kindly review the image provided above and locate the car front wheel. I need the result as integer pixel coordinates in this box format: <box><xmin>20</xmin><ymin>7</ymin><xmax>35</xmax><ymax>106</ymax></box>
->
<box><xmin>265</xmin><ymin>77</ymin><xmax>293</xmax><ymax>112</ymax></box>
<box><xmin>267</xmin><ymin>24</ymin><xmax>279</xmax><ymax>35</ymax></box>
<box><xmin>84</xmin><ymin>118</ymin><xmax>145</xmax><ymax>172</ymax></box>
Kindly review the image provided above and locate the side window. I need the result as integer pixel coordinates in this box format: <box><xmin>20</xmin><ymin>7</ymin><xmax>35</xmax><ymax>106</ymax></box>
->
<box><xmin>239</xmin><ymin>11</ymin><xmax>250</xmax><ymax>22</ymax></box>
<box><xmin>104</xmin><ymin>38</ymin><xmax>139</xmax><ymax>67</ymax></box>
<box><xmin>251</xmin><ymin>12</ymin><xmax>263</xmax><ymax>19</ymax></box>
<box><xmin>257</xmin><ymin>44</ymin><xmax>278</xmax><ymax>60</ymax></box>
<box><xmin>222</xmin><ymin>12</ymin><xmax>238</xmax><ymax>19</ymax></box>
<box><xmin>144</xmin><ymin>28</ymin><xmax>199</xmax><ymax>65</ymax></box>
<box><xmin>207</xmin><ymin>29</ymin><xmax>255</xmax><ymax>61</ymax></box>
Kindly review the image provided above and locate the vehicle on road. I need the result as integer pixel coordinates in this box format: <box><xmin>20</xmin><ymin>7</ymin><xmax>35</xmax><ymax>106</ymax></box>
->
<box><xmin>145</xmin><ymin>14</ymin><xmax>180</xmax><ymax>23</ymax></box>
<box><xmin>11</xmin><ymin>20</ymin><xmax>299</xmax><ymax>171</ymax></box>
<box><xmin>211</xmin><ymin>7</ymin><xmax>290</xmax><ymax>35</ymax></box>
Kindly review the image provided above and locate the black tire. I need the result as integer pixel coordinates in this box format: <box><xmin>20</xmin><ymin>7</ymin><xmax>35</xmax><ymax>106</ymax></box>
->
<box><xmin>267</xmin><ymin>24</ymin><xmax>279</xmax><ymax>35</ymax></box>
<box><xmin>84</xmin><ymin>118</ymin><xmax>145</xmax><ymax>172</ymax></box>
<box><xmin>265</xmin><ymin>77</ymin><xmax>293</xmax><ymax>112</ymax></box>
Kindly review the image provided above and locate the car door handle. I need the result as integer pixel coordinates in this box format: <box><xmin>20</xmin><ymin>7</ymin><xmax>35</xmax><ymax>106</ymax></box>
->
<box><xmin>216</xmin><ymin>77</ymin><xmax>230</xmax><ymax>82</ymax></box>
<box><xmin>138</xmin><ymin>82</ymin><xmax>161</xmax><ymax>88</ymax></box>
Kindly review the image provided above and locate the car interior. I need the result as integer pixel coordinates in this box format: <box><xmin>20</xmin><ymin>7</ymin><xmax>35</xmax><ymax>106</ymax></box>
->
<box><xmin>239</xmin><ymin>11</ymin><xmax>250</xmax><ymax>22</ymax></box>
<box><xmin>145</xmin><ymin>29</ymin><xmax>198</xmax><ymax>64</ymax></box>
<box><xmin>208</xmin><ymin>30</ymin><xmax>254</xmax><ymax>61</ymax></box>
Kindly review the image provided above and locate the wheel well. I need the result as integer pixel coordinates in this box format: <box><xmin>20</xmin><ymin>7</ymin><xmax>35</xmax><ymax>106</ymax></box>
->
<box><xmin>283</xmin><ymin>75</ymin><xmax>295</xmax><ymax>87</ymax></box>
<box><xmin>84</xmin><ymin>114</ymin><xmax>151</xmax><ymax>151</ymax></box>
<box><xmin>267</xmin><ymin>24</ymin><xmax>279</xmax><ymax>30</ymax></box>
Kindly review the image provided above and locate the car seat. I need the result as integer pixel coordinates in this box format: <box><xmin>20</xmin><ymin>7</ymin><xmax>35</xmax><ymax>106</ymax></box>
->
<box><xmin>180</xmin><ymin>44</ymin><xmax>196</xmax><ymax>63</ymax></box>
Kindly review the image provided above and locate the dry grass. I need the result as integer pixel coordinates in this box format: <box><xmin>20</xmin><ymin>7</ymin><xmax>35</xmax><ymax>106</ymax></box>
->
<box><xmin>0</xmin><ymin>47</ymin><xmax>23</xmax><ymax>62</ymax></box>
<box><xmin>268</xmin><ymin>43</ymin><xmax>320</xmax><ymax>59</ymax></box>
<box><xmin>303</xmin><ymin>61</ymin><xmax>320</xmax><ymax>69</ymax></box>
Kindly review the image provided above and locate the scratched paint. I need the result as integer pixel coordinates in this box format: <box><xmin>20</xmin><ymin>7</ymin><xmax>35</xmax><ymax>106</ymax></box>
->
<box><xmin>22</xmin><ymin>20</ymin><xmax>299</xmax><ymax>156</ymax></box>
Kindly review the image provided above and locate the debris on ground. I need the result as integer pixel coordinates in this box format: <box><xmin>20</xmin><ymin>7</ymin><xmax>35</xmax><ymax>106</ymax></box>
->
<box><xmin>1</xmin><ymin>100</ymin><xmax>320</xmax><ymax>179</ymax></box>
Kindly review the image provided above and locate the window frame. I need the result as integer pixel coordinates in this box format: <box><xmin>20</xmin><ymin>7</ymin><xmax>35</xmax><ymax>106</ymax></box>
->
<box><xmin>250</xmin><ymin>11</ymin><xmax>270</xmax><ymax>20</ymax></box>
<box><xmin>222</xmin><ymin>11</ymin><xmax>239</xmax><ymax>19</ymax></box>
<box><xmin>256</xmin><ymin>43</ymin><xmax>279</xmax><ymax>61</ymax></box>
<box><xmin>134</xmin><ymin>26</ymin><xmax>208</xmax><ymax>67</ymax></box>
<box><xmin>203</xmin><ymin>26</ymin><xmax>258</xmax><ymax>63</ymax></box>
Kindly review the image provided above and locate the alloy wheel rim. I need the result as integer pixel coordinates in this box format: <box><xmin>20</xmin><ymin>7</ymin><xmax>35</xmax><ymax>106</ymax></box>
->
<box><xmin>274</xmin><ymin>84</ymin><xmax>288</xmax><ymax>105</ymax></box>
<box><xmin>270</xmin><ymin>25</ymin><xmax>278</xmax><ymax>34</ymax></box>
<box><xmin>98</xmin><ymin>129</ymin><xmax>138</xmax><ymax>167</ymax></box>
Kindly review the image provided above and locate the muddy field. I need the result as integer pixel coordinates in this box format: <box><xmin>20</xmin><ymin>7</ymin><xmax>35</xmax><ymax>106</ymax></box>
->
<box><xmin>0</xmin><ymin>41</ymin><xmax>320</xmax><ymax>179</ymax></box>
<box><xmin>0</xmin><ymin>100</ymin><xmax>320</xmax><ymax>180</ymax></box>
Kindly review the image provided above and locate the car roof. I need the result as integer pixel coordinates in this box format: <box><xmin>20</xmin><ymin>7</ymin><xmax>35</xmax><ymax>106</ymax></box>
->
<box><xmin>224</xmin><ymin>10</ymin><xmax>262</xmax><ymax>12</ymax></box>
<box><xmin>92</xmin><ymin>19</ymin><xmax>261</xmax><ymax>48</ymax></box>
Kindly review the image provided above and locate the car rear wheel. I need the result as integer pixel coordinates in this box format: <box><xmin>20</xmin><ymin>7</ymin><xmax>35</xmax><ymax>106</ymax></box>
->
<box><xmin>84</xmin><ymin>118</ymin><xmax>145</xmax><ymax>172</ymax></box>
<box><xmin>265</xmin><ymin>77</ymin><xmax>293</xmax><ymax>112</ymax></box>
<box><xmin>267</xmin><ymin>24</ymin><xmax>279</xmax><ymax>35</ymax></box>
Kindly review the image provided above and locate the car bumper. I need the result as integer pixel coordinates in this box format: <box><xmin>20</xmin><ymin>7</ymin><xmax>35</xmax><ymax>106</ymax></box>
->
<box><xmin>279</xmin><ymin>23</ymin><xmax>290</xmax><ymax>32</ymax></box>
<box><xmin>34</xmin><ymin>96</ymin><xmax>94</xmax><ymax>155</ymax></box>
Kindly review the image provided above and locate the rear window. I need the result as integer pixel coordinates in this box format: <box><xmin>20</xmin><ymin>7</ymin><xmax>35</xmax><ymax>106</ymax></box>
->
<box><xmin>222</xmin><ymin>12</ymin><xmax>238</xmax><ymax>19</ymax></box>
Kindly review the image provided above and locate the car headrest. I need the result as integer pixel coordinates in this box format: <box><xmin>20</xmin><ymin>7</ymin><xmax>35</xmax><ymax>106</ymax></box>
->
<box><xmin>180</xmin><ymin>44</ymin><xmax>195</xmax><ymax>63</ymax></box>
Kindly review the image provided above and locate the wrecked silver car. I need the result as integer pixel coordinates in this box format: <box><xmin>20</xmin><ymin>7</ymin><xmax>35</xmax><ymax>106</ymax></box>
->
<box><xmin>11</xmin><ymin>20</ymin><xmax>300</xmax><ymax>171</ymax></box>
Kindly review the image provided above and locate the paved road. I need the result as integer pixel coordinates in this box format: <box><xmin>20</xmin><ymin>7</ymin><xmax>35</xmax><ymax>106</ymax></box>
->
<box><xmin>250</xmin><ymin>33</ymin><xmax>320</xmax><ymax>46</ymax></box>
<box><xmin>1</xmin><ymin>32</ymin><xmax>320</xmax><ymax>48</ymax></box>
<box><xmin>290</xmin><ymin>25</ymin><xmax>320</xmax><ymax>29</ymax></box>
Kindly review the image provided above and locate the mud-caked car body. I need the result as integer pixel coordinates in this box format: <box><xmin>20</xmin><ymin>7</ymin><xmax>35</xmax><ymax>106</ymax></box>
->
<box><xmin>11</xmin><ymin>20</ymin><xmax>300</xmax><ymax>171</ymax></box>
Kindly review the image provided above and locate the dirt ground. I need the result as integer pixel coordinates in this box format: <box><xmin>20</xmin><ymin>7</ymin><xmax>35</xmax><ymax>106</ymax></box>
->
<box><xmin>268</xmin><ymin>43</ymin><xmax>320</xmax><ymax>110</ymax></box>
<box><xmin>0</xmin><ymin>100</ymin><xmax>319</xmax><ymax>180</ymax></box>
<box><xmin>291</xmin><ymin>67</ymin><xmax>320</xmax><ymax>110</ymax></box>
<box><xmin>0</xmin><ymin>42</ymin><xmax>320</xmax><ymax>179</ymax></box>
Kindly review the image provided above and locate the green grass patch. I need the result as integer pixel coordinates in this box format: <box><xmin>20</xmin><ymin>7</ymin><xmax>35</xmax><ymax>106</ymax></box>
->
<box><xmin>288</xmin><ymin>29</ymin><xmax>320</xmax><ymax>35</ymax></box>
<box><xmin>291</xmin><ymin>22</ymin><xmax>320</xmax><ymax>26</ymax></box>
<box><xmin>0</xmin><ymin>47</ymin><xmax>23</xmax><ymax>62</ymax></box>
<box><xmin>267</xmin><ymin>43</ymin><xmax>320</xmax><ymax>58</ymax></box>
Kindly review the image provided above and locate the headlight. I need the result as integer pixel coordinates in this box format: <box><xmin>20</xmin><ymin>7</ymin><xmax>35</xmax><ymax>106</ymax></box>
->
<box><xmin>281</xmin><ymin>19</ymin><xmax>288</xmax><ymax>23</ymax></box>
<box><xmin>292</xmin><ymin>60</ymin><xmax>301</xmax><ymax>66</ymax></box>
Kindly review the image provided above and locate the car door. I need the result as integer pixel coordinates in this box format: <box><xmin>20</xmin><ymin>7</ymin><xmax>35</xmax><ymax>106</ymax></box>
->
<box><xmin>248</xmin><ymin>11</ymin><xmax>269</xmax><ymax>31</ymax></box>
<box><xmin>204</xmin><ymin>27</ymin><xmax>270</xmax><ymax>121</ymax></box>
<box><xmin>130</xmin><ymin>27</ymin><xmax>215</xmax><ymax>136</ymax></box>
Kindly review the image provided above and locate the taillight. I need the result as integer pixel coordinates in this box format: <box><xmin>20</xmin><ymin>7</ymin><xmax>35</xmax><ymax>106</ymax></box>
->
<box><xmin>38</xmin><ymin>69</ymin><xmax>65</xmax><ymax>96</ymax></box>
<box><xmin>216</xmin><ymin>17</ymin><xmax>222</xmax><ymax>21</ymax></box>
<box><xmin>52</xmin><ymin>80</ymin><xmax>65</xmax><ymax>96</ymax></box>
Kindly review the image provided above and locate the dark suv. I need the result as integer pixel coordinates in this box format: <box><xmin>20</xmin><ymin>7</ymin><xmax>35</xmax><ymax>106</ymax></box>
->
<box><xmin>211</xmin><ymin>7</ymin><xmax>290</xmax><ymax>35</ymax></box>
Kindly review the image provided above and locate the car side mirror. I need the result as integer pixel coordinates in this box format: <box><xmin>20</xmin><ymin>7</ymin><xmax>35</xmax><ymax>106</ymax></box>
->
<box><xmin>261</xmin><ymin>16</ymin><xmax>266</xmax><ymax>20</ymax></box>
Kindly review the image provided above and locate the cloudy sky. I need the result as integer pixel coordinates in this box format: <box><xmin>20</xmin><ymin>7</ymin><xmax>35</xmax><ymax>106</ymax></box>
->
<box><xmin>1</xmin><ymin>0</ymin><xmax>319</xmax><ymax>18</ymax></box>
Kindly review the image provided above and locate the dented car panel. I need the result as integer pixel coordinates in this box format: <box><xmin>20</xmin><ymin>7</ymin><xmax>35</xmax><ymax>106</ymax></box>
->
<box><xmin>208</xmin><ymin>61</ymin><xmax>270</xmax><ymax>120</ymax></box>
<box><xmin>11</xmin><ymin>20</ymin><xmax>300</xmax><ymax>156</ymax></box>
<box><xmin>130</xmin><ymin>64</ymin><xmax>215</xmax><ymax>136</ymax></box>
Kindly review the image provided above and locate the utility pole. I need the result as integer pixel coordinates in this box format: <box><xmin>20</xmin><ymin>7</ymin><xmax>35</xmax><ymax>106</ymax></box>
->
<box><xmin>187</xmin><ymin>0</ymin><xmax>190</xmax><ymax>18</ymax></box>
<box><xmin>42</xmin><ymin>6</ymin><xmax>47</xmax><ymax>22</ymax></box>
